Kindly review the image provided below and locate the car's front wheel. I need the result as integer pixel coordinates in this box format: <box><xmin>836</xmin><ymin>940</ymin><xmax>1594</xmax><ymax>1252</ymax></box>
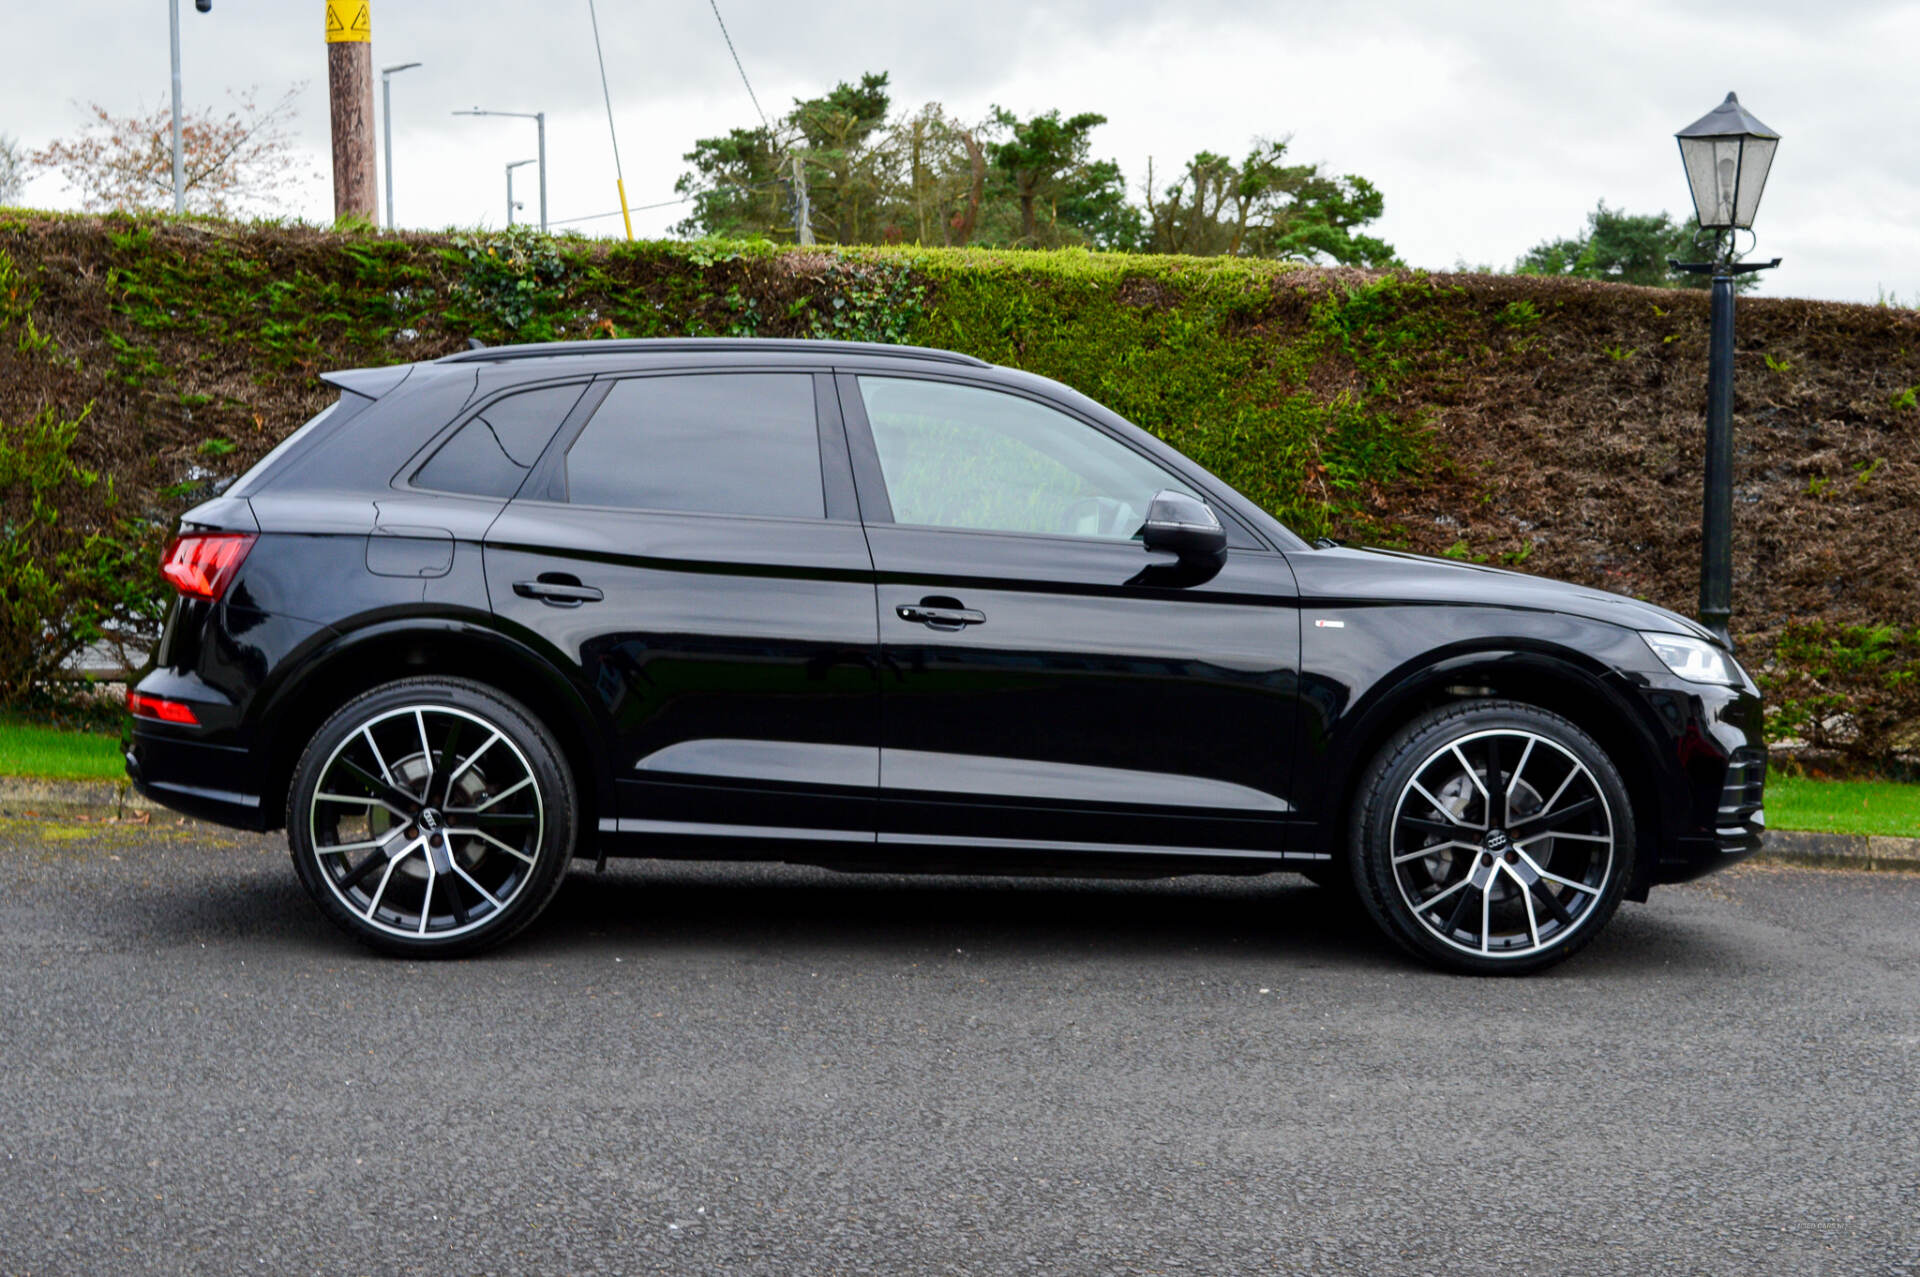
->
<box><xmin>287</xmin><ymin>677</ymin><xmax>577</xmax><ymax>957</ymax></box>
<box><xmin>1350</xmin><ymin>699</ymin><xmax>1634</xmax><ymax>975</ymax></box>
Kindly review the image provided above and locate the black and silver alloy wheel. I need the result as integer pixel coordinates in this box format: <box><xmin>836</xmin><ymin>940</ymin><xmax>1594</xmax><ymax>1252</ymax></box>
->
<box><xmin>288</xmin><ymin>678</ymin><xmax>576</xmax><ymax>957</ymax></box>
<box><xmin>1352</xmin><ymin>700</ymin><xmax>1634</xmax><ymax>975</ymax></box>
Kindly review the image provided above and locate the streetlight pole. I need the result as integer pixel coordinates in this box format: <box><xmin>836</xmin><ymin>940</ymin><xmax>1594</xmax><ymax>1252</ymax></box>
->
<box><xmin>1668</xmin><ymin>92</ymin><xmax>1782</xmax><ymax>647</ymax></box>
<box><xmin>506</xmin><ymin>159</ymin><xmax>536</xmax><ymax>227</ymax></box>
<box><xmin>380</xmin><ymin>61</ymin><xmax>421</xmax><ymax>230</ymax></box>
<box><xmin>455</xmin><ymin>108</ymin><xmax>547</xmax><ymax>231</ymax></box>
<box><xmin>168</xmin><ymin>0</ymin><xmax>210</xmax><ymax>215</ymax></box>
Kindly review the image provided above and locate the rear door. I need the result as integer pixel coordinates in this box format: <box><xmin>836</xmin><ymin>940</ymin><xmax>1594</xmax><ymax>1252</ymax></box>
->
<box><xmin>484</xmin><ymin>368</ymin><xmax>880</xmax><ymax>847</ymax></box>
<box><xmin>841</xmin><ymin>372</ymin><xmax>1304</xmax><ymax>862</ymax></box>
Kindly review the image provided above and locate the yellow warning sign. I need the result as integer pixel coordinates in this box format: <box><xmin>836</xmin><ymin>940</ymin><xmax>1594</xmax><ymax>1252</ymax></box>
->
<box><xmin>325</xmin><ymin>0</ymin><xmax>370</xmax><ymax>43</ymax></box>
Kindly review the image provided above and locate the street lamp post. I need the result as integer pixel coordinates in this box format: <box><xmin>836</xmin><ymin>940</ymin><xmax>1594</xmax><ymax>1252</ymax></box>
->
<box><xmin>1668</xmin><ymin>92</ymin><xmax>1782</xmax><ymax>646</ymax></box>
<box><xmin>455</xmin><ymin>108</ymin><xmax>546</xmax><ymax>231</ymax></box>
<box><xmin>168</xmin><ymin>0</ymin><xmax>212</xmax><ymax>215</ymax></box>
<box><xmin>379</xmin><ymin>61</ymin><xmax>422</xmax><ymax>229</ymax></box>
<box><xmin>505</xmin><ymin>159</ymin><xmax>537</xmax><ymax>227</ymax></box>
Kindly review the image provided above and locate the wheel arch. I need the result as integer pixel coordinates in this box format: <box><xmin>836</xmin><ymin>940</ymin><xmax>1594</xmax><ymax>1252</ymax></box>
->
<box><xmin>1319</xmin><ymin>644</ymin><xmax>1679</xmax><ymax>900</ymax></box>
<box><xmin>252</xmin><ymin>618</ymin><xmax>610</xmax><ymax>836</ymax></box>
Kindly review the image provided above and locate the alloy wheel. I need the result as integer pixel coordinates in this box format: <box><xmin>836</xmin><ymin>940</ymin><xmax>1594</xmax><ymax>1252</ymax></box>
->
<box><xmin>306</xmin><ymin>704</ymin><xmax>546</xmax><ymax>941</ymax></box>
<box><xmin>1388</xmin><ymin>728</ymin><xmax>1615</xmax><ymax>960</ymax></box>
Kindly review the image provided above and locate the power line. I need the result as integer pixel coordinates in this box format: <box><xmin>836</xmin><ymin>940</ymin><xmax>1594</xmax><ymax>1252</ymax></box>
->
<box><xmin>586</xmin><ymin>0</ymin><xmax>625</xmax><ymax>182</ymax></box>
<box><xmin>545</xmin><ymin>175</ymin><xmax>789</xmax><ymax>228</ymax></box>
<box><xmin>585</xmin><ymin>0</ymin><xmax>634</xmax><ymax>239</ymax></box>
<box><xmin>548</xmin><ymin>196</ymin><xmax>689</xmax><ymax>227</ymax></box>
<box><xmin>707</xmin><ymin>0</ymin><xmax>768</xmax><ymax>130</ymax></box>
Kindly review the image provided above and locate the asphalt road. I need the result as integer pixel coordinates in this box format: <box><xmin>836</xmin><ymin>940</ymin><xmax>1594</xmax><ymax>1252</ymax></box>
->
<box><xmin>2</xmin><ymin>812</ymin><xmax>1917</xmax><ymax>1276</ymax></box>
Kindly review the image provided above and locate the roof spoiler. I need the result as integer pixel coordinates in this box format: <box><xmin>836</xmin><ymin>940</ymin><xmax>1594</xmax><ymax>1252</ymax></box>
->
<box><xmin>319</xmin><ymin>364</ymin><xmax>414</xmax><ymax>400</ymax></box>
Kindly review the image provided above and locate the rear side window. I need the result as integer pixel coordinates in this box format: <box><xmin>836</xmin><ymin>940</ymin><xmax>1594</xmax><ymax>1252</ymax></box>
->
<box><xmin>415</xmin><ymin>383</ymin><xmax>586</xmax><ymax>498</ymax></box>
<box><xmin>563</xmin><ymin>373</ymin><xmax>823</xmax><ymax>518</ymax></box>
<box><xmin>228</xmin><ymin>393</ymin><xmax>364</xmax><ymax>498</ymax></box>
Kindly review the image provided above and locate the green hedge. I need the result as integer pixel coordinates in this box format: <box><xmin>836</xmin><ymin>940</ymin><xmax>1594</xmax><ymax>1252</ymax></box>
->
<box><xmin>2</xmin><ymin>213</ymin><xmax>1917</xmax><ymax>770</ymax></box>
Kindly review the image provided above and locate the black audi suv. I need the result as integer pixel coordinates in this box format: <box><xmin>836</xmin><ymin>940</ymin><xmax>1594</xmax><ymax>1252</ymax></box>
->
<box><xmin>126</xmin><ymin>337</ymin><xmax>1766</xmax><ymax>973</ymax></box>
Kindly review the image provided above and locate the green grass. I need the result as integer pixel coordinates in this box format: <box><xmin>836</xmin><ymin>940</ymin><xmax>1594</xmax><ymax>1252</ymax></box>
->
<box><xmin>0</xmin><ymin>718</ymin><xmax>124</xmax><ymax>781</ymax></box>
<box><xmin>0</xmin><ymin>717</ymin><xmax>1917</xmax><ymax>838</ymax></box>
<box><xmin>1767</xmin><ymin>770</ymin><xmax>1920</xmax><ymax>838</ymax></box>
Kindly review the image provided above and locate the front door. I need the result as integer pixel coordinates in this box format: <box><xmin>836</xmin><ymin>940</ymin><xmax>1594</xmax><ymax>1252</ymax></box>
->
<box><xmin>485</xmin><ymin>369</ymin><xmax>880</xmax><ymax>847</ymax></box>
<box><xmin>840</xmin><ymin>372</ymin><xmax>1302</xmax><ymax>862</ymax></box>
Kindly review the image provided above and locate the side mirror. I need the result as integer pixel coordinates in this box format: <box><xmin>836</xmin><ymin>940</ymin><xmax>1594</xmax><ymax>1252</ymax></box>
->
<box><xmin>1139</xmin><ymin>490</ymin><xmax>1226</xmax><ymax>564</ymax></box>
<box><xmin>1132</xmin><ymin>490</ymin><xmax>1226</xmax><ymax>587</ymax></box>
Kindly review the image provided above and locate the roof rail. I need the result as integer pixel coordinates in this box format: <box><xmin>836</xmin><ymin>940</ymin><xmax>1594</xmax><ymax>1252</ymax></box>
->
<box><xmin>436</xmin><ymin>337</ymin><xmax>990</xmax><ymax>368</ymax></box>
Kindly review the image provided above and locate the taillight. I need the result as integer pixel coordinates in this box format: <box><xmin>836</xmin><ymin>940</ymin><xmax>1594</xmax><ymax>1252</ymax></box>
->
<box><xmin>127</xmin><ymin>689</ymin><xmax>200</xmax><ymax>725</ymax></box>
<box><xmin>160</xmin><ymin>532</ymin><xmax>255</xmax><ymax>601</ymax></box>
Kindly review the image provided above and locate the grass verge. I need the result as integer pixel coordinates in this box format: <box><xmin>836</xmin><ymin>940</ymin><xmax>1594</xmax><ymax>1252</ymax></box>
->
<box><xmin>0</xmin><ymin>717</ymin><xmax>124</xmax><ymax>781</ymax></box>
<box><xmin>1766</xmin><ymin>770</ymin><xmax>1920</xmax><ymax>839</ymax></box>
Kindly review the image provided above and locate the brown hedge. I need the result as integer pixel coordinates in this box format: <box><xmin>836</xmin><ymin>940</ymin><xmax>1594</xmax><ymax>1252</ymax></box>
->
<box><xmin>1</xmin><ymin>213</ymin><xmax>1915</xmax><ymax>768</ymax></box>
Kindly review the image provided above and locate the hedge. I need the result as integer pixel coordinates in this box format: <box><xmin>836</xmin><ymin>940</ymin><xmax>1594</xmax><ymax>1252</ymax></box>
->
<box><xmin>1</xmin><ymin>212</ymin><xmax>1916</xmax><ymax>769</ymax></box>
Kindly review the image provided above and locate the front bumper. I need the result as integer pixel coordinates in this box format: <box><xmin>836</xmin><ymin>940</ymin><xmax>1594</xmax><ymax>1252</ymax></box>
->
<box><xmin>1639</xmin><ymin>672</ymin><xmax>1767</xmax><ymax>885</ymax></box>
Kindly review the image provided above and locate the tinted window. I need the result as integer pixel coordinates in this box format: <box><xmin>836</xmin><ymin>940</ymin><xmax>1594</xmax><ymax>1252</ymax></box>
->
<box><xmin>565</xmin><ymin>373</ymin><xmax>823</xmax><ymax>518</ymax></box>
<box><xmin>857</xmin><ymin>376</ymin><xmax>1193</xmax><ymax>539</ymax></box>
<box><xmin>415</xmin><ymin>383</ymin><xmax>586</xmax><ymax>498</ymax></box>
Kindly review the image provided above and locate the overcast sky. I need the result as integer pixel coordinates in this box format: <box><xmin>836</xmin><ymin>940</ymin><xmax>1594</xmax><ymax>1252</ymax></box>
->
<box><xmin>5</xmin><ymin>0</ymin><xmax>1915</xmax><ymax>302</ymax></box>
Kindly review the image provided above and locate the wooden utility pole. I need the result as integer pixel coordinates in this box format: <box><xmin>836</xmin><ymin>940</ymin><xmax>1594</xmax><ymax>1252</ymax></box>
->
<box><xmin>325</xmin><ymin>0</ymin><xmax>376</xmax><ymax>222</ymax></box>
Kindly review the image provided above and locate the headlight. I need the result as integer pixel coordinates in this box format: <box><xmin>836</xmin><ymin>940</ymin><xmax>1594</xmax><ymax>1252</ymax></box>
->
<box><xmin>1641</xmin><ymin>632</ymin><xmax>1739</xmax><ymax>684</ymax></box>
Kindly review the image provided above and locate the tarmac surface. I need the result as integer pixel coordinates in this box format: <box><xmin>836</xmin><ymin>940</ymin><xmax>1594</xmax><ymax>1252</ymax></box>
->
<box><xmin>2</xmin><ymin>811</ymin><xmax>1917</xmax><ymax>1275</ymax></box>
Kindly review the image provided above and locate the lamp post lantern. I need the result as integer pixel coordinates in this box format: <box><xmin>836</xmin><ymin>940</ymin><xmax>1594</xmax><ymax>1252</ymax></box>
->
<box><xmin>1668</xmin><ymin>92</ymin><xmax>1782</xmax><ymax>646</ymax></box>
<box><xmin>455</xmin><ymin>108</ymin><xmax>546</xmax><ymax>231</ymax></box>
<box><xmin>379</xmin><ymin>61</ymin><xmax>421</xmax><ymax>229</ymax></box>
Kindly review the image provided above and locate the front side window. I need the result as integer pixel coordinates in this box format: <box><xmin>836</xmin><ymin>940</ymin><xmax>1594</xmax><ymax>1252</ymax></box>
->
<box><xmin>415</xmin><ymin>383</ymin><xmax>586</xmax><ymax>498</ymax></box>
<box><xmin>857</xmin><ymin>376</ymin><xmax>1193</xmax><ymax>539</ymax></box>
<box><xmin>565</xmin><ymin>373</ymin><xmax>823</xmax><ymax>518</ymax></box>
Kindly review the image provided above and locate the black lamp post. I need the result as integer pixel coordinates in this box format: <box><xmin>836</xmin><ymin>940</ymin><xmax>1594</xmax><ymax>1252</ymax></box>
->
<box><xmin>1669</xmin><ymin>92</ymin><xmax>1782</xmax><ymax>646</ymax></box>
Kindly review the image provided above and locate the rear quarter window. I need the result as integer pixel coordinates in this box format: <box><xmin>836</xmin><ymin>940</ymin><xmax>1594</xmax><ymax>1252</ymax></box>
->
<box><xmin>413</xmin><ymin>383</ymin><xmax>588</xmax><ymax>498</ymax></box>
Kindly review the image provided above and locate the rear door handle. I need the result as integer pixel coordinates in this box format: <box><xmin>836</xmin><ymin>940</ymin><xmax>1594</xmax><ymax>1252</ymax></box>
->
<box><xmin>514</xmin><ymin>577</ymin><xmax>604</xmax><ymax>606</ymax></box>
<box><xmin>896</xmin><ymin>604</ymin><xmax>986</xmax><ymax>630</ymax></box>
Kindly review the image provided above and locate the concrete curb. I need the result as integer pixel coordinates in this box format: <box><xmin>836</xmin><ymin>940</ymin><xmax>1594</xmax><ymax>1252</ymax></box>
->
<box><xmin>0</xmin><ymin>776</ymin><xmax>161</xmax><ymax>817</ymax></box>
<box><xmin>1757</xmin><ymin>828</ymin><xmax>1920</xmax><ymax>873</ymax></box>
<box><xmin>0</xmin><ymin>777</ymin><xmax>1914</xmax><ymax>868</ymax></box>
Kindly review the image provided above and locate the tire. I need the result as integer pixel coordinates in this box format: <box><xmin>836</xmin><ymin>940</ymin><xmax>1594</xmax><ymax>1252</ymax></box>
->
<box><xmin>286</xmin><ymin>677</ymin><xmax>577</xmax><ymax>958</ymax></box>
<box><xmin>1349</xmin><ymin>699</ymin><xmax>1634</xmax><ymax>976</ymax></box>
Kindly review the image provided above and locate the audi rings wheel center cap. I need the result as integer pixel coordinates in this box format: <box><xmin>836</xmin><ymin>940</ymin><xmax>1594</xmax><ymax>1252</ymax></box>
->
<box><xmin>1484</xmin><ymin>829</ymin><xmax>1511</xmax><ymax>854</ymax></box>
<box><xmin>419</xmin><ymin>808</ymin><xmax>442</xmax><ymax>835</ymax></box>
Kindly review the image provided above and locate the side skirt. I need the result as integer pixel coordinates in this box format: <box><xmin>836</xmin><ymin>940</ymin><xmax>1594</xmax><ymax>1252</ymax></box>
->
<box><xmin>592</xmin><ymin>817</ymin><xmax>1329</xmax><ymax>878</ymax></box>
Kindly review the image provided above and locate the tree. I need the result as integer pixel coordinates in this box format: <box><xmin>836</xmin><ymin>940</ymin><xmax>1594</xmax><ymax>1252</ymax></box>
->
<box><xmin>1143</xmin><ymin>138</ymin><xmax>1394</xmax><ymax>265</ymax></box>
<box><xmin>1516</xmin><ymin>201</ymin><xmax>1749</xmax><ymax>290</ymax></box>
<box><xmin>674</xmin><ymin>72</ymin><xmax>899</xmax><ymax>244</ymax></box>
<box><xmin>30</xmin><ymin>86</ymin><xmax>307</xmax><ymax>217</ymax></box>
<box><xmin>789</xmin><ymin>73</ymin><xmax>896</xmax><ymax>245</ymax></box>
<box><xmin>1053</xmin><ymin>157</ymin><xmax>1142</xmax><ymax>252</ymax></box>
<box><xmin>671</xmin><ymin>125</ymin><xmax>785</xmax><ymax>239</ymax></box>
<box><xmin>988</xmin><ymin>108</ymin><xmax>1120</xmax><ymax>246</ymax></box>
<box><xmin>889</xmin><ymin>103</ymin><xmax>986</xmax><ymax>247</ymax></box>
<box><xmin>0</xmin><ymin>133</ymin><xmax>23</xmax><ymax>206</ymax></box>
<box><xmin>669</xmin><ymin>73</ymin><xmax>1387</xmax><ymax>262</ymax></box>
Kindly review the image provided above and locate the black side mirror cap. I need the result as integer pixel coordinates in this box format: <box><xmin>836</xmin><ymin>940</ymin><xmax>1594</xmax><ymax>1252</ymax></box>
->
<box><xmin>1132</xmin><ymin>490</ymin><xmax>1227</xmax><ymax>587</ymax></box>
<box><xmin>1139</xmin><ymin>490</ymin><xmax>1227</xmax><ymax>564</ymax></box>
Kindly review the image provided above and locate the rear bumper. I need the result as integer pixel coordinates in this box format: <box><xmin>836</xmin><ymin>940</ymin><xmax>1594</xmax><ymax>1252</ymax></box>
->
<box><xmin>126</xmin><ymin>727</ymin><xmax>271</xmax><ymax>831</ymax></box>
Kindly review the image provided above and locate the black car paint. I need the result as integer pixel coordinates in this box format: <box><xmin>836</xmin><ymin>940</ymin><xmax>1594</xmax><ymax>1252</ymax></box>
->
<box><xmin>127</xmin><ymin>340</ymin><xmax>1764</xmax><ymax>895</ymax></box>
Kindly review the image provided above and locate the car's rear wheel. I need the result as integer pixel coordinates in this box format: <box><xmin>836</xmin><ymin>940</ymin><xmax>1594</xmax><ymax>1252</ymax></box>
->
<box><xmin>1350</xmin><ymin>699</ymin><xmax>1633</xmax><ymax>975</ymax></box>
<box><xmin>287</xmin><ymin>678</ymin><xmax>576</xmax><ymax>957</ymax></box>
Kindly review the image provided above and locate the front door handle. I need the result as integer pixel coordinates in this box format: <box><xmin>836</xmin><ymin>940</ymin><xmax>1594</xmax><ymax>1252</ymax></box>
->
<box><xmin>896</xmin><ymin>601</ymin><xmax>986</xmax><ymax>630</ymax></box>
<box><xmin>514</xmin><ymin>576</ymin><xmax>604</xmax><ymax>606</ymax></box>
